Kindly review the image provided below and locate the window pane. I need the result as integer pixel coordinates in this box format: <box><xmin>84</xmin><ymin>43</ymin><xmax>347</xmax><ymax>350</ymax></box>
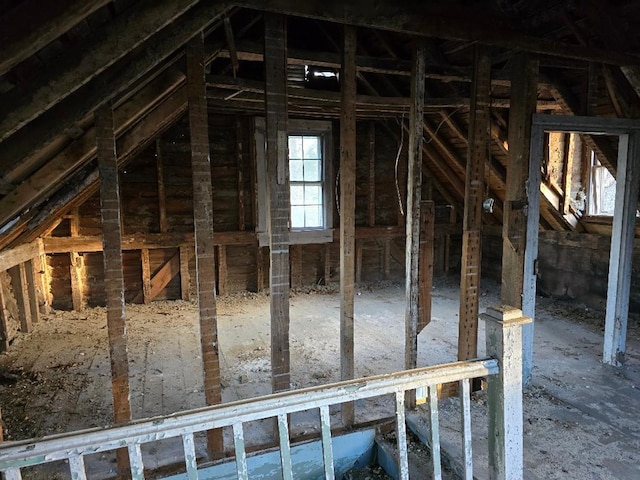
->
<box><xmin>305</xmin><ymin>185</ymin><xmax>321</xmax><ymax>204</ymax></box>
<box><xmin>303</xmin><ymin>136</ymin><xmax>320</xmax><ymax>159</ymax></box>
<box><xmin>289</xmin><ymin>136</ymin><xmax>303</xmax><ymax>159</ymax></box>
<box><xmin>291</xmin><ymin>206</ymin><xmax>305</xmax><ymax>228</ymax></box>
<box><xmin>290</xmin><ymin>185</ymin><xmax>304</xmax><ymax>205</ymax></box>
<box><xmin>290</xmin><ymin>159</ymin><xmax>303</xmax><ymax>181</ymax></box>
<box><xmin>304</xmin><ymin>205</ymin><xmax>322</xmax><ymax>227</ymax></box>
<box><xmin>303</xmin><ymin>159</ymin><xmax>321</xmax><ymax>181</ymax></box>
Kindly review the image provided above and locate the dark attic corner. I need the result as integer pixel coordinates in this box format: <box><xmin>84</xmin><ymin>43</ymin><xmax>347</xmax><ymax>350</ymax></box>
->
<box><xmin>0</xmin><ymin>0</ymin><xmax>640</xmax><ymax>479</ymax></box>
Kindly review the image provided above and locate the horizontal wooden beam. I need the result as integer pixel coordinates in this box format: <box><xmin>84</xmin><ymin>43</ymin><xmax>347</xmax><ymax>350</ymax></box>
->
<box><xmin>0</xmin><ymin>240</ymin><xmax>44</xmax><ymax>272</ymax></box>
<box><xmin>207</xmin><ymin>75</ymin><xmax>560</xmax><ymax>113</ymax></box>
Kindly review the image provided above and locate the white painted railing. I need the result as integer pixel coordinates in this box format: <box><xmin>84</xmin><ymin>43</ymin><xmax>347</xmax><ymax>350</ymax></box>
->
<box><xmin>0</xmin><ymin>306</ymin><xmax>529</xmax><ymax>480</ymax></box>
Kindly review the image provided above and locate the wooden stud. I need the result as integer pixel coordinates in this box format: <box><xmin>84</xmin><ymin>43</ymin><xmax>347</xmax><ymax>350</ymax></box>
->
<box><xmin>140</xmin><ymin>249</ymin><xmax>151</xmax><ymax>304</ymax></box>
<box><xmin>355</xmin><ymin>241</ymin><xmax>363</xmax><ymax>284</ymax></box>
<box><xmin>458</xmin><ymin>46</ymin><xmax>491</xmax><ymax>362</ymax></box>
<box><xmin>95</xmin><ymin>103</ymin><xmax>131</xmax><ymax>475</ymax></box>
<box><xmin>25</xmin><ymin>259</ymin><xmax>40</xmax><ymax>324</ymax></box>
<box><xmin>501</xmin><ymin>54</ymin><xmax>539</xmax><ymax>317</ymax></box>
<box><xmin>156</xmin><ymin>138</ymin><xmax>168</xmax><ymax>233</ymax></box>
<box><xmin>418</xmin><ymin>200</ymin><xmax>435</xmax><ymax>334</ymax></box>
<box><xmin>237</xmin><ymin>117</ymin><xmax>246</xmax><ymax>231</ymax></box>
<box><xmin>69</xmin><ymin>208</ymin><xmax>85</xmax><ymax>311</ymax></box>
<box><xmin>218</xmin><ymin>246</ymin><xmax>228</xmax><ymax>296</ymax></box>
<box><xmin>323</xmin><ymin>243</ymin><xmax>331</xmax><ymax>285</ymax></box>
<box><xmin>0</xmin><ymin>276</ymin><xmax>10</xmax><ymax>352</ymax></box>
<box><xmin>368</xmin><ymin>122</ymin><xmax>376</xmax><ymax>227</ymax></box>
<box><xmin>256</xmin><ymin>246</ymin><xmax>264</xmax><ymax>292</ymax></box>
<box><xmin>340</xmin><ymin>24</ymin><xmax>357</xmax><ymax>426</ymax></box>
<box><xmin>264</xmin><ymin>13</ymin><xmax>291</xmax><ymax>396</ymax></box>
<box><xmin>9</xmin><ymin>264</ymin><xmax>32</xmax><ymax>334</ymax></box>
<box><xmin>405</xmin><ymin>40</ymin><xmax>426</xmax><ymax>408</ymax></box>
<box><xmin>290</xmin><ymin>245</ymin><xmax>303</xmax><ymax>289</ymax></box>
<box><xmin>133</xmin><ymin>251</ymin><xmax>185</xmax><ymax>304</ymax></box>
<box><xmin>563</xmin><ymin>133</ymin><xmax>580</xmax><ymax>214</ymax></box>
<box><xmin>383</xmin><ymin>240</ymin><xmax>391</xmax><ymax>280</ymax></box>
<box><xmin>180</xmin><ymin>246</ymin><xmax>191</xmax><ymax>301</ymax></box>
<box><xmin>187</xmin><ymin>33</ymin><xmax>223</xmax><ymax>457</ymax></box>
<box><xmin>37</xmin><ymin>254</ymin><xmax>51</xmax><ymax>314</ymax></box>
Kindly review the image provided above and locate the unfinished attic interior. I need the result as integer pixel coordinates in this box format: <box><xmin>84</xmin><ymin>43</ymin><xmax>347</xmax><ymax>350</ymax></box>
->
<box><xmin>1</xmin><ymin>0</ymin><xmax>640</xmax><ymax>478</ymax></box>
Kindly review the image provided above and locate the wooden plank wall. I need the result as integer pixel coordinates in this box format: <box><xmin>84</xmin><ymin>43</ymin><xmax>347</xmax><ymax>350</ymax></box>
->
<box><xmin>39</xmin><ymin>108</ymin><xmax>450</xmax><ymax>309</ymax></box>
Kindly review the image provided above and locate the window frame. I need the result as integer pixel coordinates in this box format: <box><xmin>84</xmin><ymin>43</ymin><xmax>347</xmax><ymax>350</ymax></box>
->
<box><xmin>254</xmin><ymin>118</ymin><xmax>334</xmax><ymax>246</ymax></box>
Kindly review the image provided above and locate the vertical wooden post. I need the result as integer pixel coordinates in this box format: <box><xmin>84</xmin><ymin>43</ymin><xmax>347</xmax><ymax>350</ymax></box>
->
<box><xmin>502</xmin><ymin>53</ymin><xmax>539</xmax><ymax>312</ymax></box>
<box><xmin>256</xmin><ymin>246</ymin><xmax>264</xmax><ymax>292</ymax></box>
<box><xmin>36</xmin><ymin>253</ymin><xmax>51</xmax><ymax>314</ymax></box>
<box><xmin>264</xmin><ymin>13</ymin><xmax>291</xmax><ymax>395</ymax></box>
<box><xmin>483</xmin><ymin>306</ymin><xmax>531</xmax><ymax>480</ymax></box>
<box><xmin>368</xmin><ymin>122</ymin><xmax>376</xmax><ymax>227</ymax></box>
<box><xmin>96</xmin><ymin>103</ymin><xmax>131</xmax><ymax>475</ymax></box>
<box><xmin>603</xmin><ymin>133</ymin><xmax>640</xmax><ymax>366</ymax></box>
<box><xmin>69</xmin><ymin>208</ymin><xmax>85</xmax><ymax>311</ymax></box>
<box><xmin>404</xmin><ymin>40</ymin><xmax>426</xmax><ymax>409</ymax></box>
<box><xmin>355</xmin><ymin>241</ymin><xmax>363</xmax><ymax>284</ymax></box>
<box><xmin>0</xmin><ymin>280</ymin><xmax>9</xmax><ymax>352</ymax></box>
<box><xmin>383</xmin><ymin>240</ymin><xmax>391</xmax><ymax>280</ymax></box>
<box><xmin>324</xmin><ymin>243</ymin><xmax>331</xmax><ymax>285</ymax></box>
<box><xmin>340</xmin><ymin>25</ymin><xmax>357</xmax><ymax>426</ymax></box>
<box><xmin>25</xmin><ymin>259</ymin><xmax>40</xmax><ymax>325</ymax></box>
<box><xmin>187</xmin><ymin>33</ymin><xmax>223</xmax><ymax>456</ymax></box>
<box><xmin>156</xmin><ymin>138</ymin><xmax>168</xmax><ymax>234</ymax></box>
<box><xmin>503</xmin><ymin>54</ymin><xmax>539</xmax><ymax>383</ymax></box>
<box><xmin>9</xmin><ymin>264</ymin><xmax>32</xmax><ymax>333</ymax></box>
<box><xmin>179</xmin><ymin>246</ymin><xmax>191</xmax><ymax>301</ymax></box>
<box><xmin>458</xmin><ymin>46</ymin><xmax>491</xmax><ymax>361</ymax></box>
<box><xmin>237</xmin><ymin>117</ymin><xmax>246</xmax><ymax>231</ymax></box>
<box><xmin>217</xmin><ymin>245</ymin><xmax>228</xmax><ymax>296</ymax></box>
<box><xmin>140</xmin><ymin>249</ymin><xmax>151</xmax><ymax>304</ymax></box>
<box><xmin>290</xmin><ymin>245</ymin><xmax>302</xmax><ymax>289</ymax></box>
<box><xmin>418</xmin><ymin>200</ymin><xmax>435</xmax><ymax>334</ymax></box>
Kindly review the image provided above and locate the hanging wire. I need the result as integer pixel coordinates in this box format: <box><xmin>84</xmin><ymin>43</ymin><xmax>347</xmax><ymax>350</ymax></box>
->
<box><xmin>425</xmin><ymin>107</ymin><xmax>463</xmax><ymax>145</ymax></box>
<box><xmin>394</xmin><ymin>109</ymin><xmax>406</xmax><ymax>216</ymax></box>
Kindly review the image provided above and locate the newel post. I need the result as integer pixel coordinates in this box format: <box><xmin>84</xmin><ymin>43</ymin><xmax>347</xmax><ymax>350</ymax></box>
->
<box><xmin>482</xmin><ymin>305</ymin><xmax>531</xmax><ymax>480</ymax></box>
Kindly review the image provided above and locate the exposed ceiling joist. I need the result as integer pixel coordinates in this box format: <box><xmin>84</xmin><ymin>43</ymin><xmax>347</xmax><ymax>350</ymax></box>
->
<box><xmin>231</xmin><ymin>0</ymin><xmax>640</xmax><ymax>65</ymax></box>
<box><xmin>0</xmin><ymin>1</ymin><xmax>230</xmax><ymax>193</ymax></box>
<box><xmin>0</xmin><ymin>0</ymin><xmax>110</xmax><ymax>77</ymax></box>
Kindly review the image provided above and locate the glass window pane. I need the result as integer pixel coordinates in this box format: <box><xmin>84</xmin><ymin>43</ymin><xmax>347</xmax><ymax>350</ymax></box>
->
<box><xmin>290</xmin><ymin>159</ymin><xmax>303</xmax><ymax>181</ymax></box>
<box><xmin>303</xmin><ymin>136</ymin><xmax>320</xmax><ymax>159</ymax></box>
<box><xmin>290</xmin><ymin>185</ymin><xmax>304</xmax><ymax>205</ymax></box>
<box><xmin>303</xmin><ymin>159</ymin><xmax>321</xmax><ymax>181</ymax></box>
<box><xmin>291</xmin><ymin>206</ymin><xmax>305</xmax><ymax>228</ymax></box>
<box><xmin>289</xmin><ymin>136</ymin><xmax>303</xmax><ymax>159</ymax></box>
<box><xmin>304</xmin><ymin>205</ymin><xmax>322</xmax><ymax>227</ymax></box>
<box><xmin>305</xmin><ymin>185</ymin><xmax>321</xmax><ymax>204</ymax></box>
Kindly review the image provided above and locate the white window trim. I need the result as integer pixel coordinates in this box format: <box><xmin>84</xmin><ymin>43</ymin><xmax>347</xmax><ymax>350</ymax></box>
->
<box><xmin>254</xmin><ymin>118</ymin><xmax>334</xmax><ymax>247</ymax></box>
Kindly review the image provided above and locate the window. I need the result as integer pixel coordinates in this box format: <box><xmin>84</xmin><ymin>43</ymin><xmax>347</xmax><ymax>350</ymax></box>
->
<box><xmin>588</xmin><ymin>151</ymin><xmax>616</xmax><ymax>216</ymax></box>
<box><xmin>289</xmin><ymin>135</ymin><xmax>324</xmax><ymax>229</ymax></box>
<box><xmin>255</xmin><ymin>119</ymin><xmax>333</xmax><ymax>246</ymax></box>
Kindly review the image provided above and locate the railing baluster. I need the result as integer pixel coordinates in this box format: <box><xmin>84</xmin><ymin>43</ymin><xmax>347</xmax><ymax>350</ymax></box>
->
<box><xmin>277</xmin><ymin>414</ymin><xmax>293</xmax><ymax>480</ymax></box>
<box><xmin>395</xmin><ymin>391</ymin><xmax>409</xmax><ymax>480</ymax></box>
<box><xmin>233</xmin><ymin>422</ymin><xmax>249</xmax><ymax>480</ymax></box>
<box><xmin>319</xmin><ymin>405</ymin><xmax>335</xmax><ymax>480</ymax></box>
<box><xmin>459</xmin><ymin>378</ymin><xmax>473</xmax><ymax>480</ymax></box>
<box><xmin>182</xmin><ymin>432</ymin><xmax>198</xmax><ymax>480</ymax></box>
<box><xmin>128</xmin><ymin>443</ymin><xmax>145</xmax><ymax>480</ymax></box>
<box><xmin>68</xmin><ymin>454</ymin><xmax>87</xmax><ymax>480</ymax></box>
<box><xmin>428</xmin><ymin>385</ymin><xmax>442</xmax><ymax>480</ymax></box>
<box><xmin>3</xmin><ymin>468</ymin><xmax>21</xmax><ymax>480</ymax></box>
